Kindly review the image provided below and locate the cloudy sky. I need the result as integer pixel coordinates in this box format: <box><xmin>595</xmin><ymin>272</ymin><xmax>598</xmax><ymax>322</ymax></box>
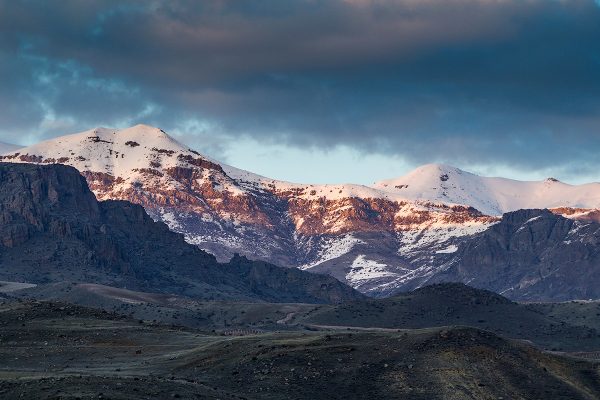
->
<box><xmin>1</xmin><ymin>0</ymin><xmax>599</xmax><ymax>184</ymax></box>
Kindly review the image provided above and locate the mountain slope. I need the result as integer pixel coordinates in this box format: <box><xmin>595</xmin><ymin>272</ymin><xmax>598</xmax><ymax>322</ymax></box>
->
<box><xmin>0</xmin><ymin>125</ymin><xmax>494</xmax><ymax>295</ymax></box>
<box><xmin>426</xmin><ymin>209</ymin><xmax>600</xmax><ymax>301</ymax></box>
<box><xmin>3</xmin><ymin>124</ymin><xmax>600</xmax><ymax>299</ymax></box>
<box><xmin>0</xmin><ymin>162</ymin><xmax>362</xmax><ymax>303</ymax></box>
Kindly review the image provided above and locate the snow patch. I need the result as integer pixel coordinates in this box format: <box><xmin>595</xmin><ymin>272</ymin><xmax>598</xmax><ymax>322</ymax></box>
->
<box><xmin>346</xmin><ymin>255</ymin><xmax>397</xmax><ymax>285</ymax></box>
<box><xmin>300</xmin><ymin>234</ymin><xmax>363</xmax><ymax>270</ymax></box>
<box><xmin>436</xmin><ymin>245</ymin><xmax>458</xmax><ymax>254</ymax></box>
<box><xmin>399</xmin><ymin>222</ymin><xmax>491</xmax><ymax>256</ymax></box>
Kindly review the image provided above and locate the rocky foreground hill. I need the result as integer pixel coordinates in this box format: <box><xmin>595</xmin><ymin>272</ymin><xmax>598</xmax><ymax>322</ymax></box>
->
<box><xmin>1</xmin><ymin>298</ymin><xmax>600</xmax><ymax>400</ymax></box>
<box><xmin>0</xmin><ymin>162</ymin><xmax>362</xmax><ymax>303</ymax></box>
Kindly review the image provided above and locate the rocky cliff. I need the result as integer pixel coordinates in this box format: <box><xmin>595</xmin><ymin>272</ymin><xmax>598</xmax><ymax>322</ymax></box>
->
<box><xmin>0</xmin><ymin>163</ymin><xmax>363</xmax><ymax>303</ymax></box>
<box><xmin>427</xmin><ymin>209</ymin><xmax>600</xmax><ymax>301</ymax></box>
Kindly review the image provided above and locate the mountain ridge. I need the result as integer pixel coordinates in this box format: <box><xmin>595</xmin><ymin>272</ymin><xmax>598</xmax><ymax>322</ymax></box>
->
<box><xmin>374</xmin><ymin>163</ymin><xmax>600</xmax><ymax>216</ymax></box>
<box><xmin>6</xmin><ymin>124</ymin><xmax>600</xmax><ymax>214</ymax></box>
<box><xmin>2</xmin><ymin>124</ymin><xmax>599</xmax><ymax>298</ymax></box>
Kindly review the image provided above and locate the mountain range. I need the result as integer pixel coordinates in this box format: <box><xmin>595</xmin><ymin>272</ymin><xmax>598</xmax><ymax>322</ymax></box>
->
<box><xmin>1</xmin><ymin>127</ymin><xmax>600</xmax><ymax>399</ymax></box>
<box><xmin>2</xmin><ymin>124</ymin><xmax>600</xmax><ymax>300</ymax></box>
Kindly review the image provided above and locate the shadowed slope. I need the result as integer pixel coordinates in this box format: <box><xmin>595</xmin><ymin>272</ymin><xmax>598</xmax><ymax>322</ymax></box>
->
<box><xmin>302</xmin><ymin>283</ymin><xmax>600</xmax><ymax>351</ymax></box>
<box><xmin>0</xmin><ymin>163</ymin><xmax>362</xmax><ymax>303</ymax></box>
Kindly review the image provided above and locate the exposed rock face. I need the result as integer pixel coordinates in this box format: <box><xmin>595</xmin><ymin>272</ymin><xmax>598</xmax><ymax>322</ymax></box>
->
<box><xmin>0</xmin><ymin>162</ymin><xmax>99</xmax><ymax>248</ymax></box>
<box><xmin>428</xmin><ymin>209</ymin><xmax>600</xmax><ymax>301</ymax></box>
<box><xmin>0</xmin><ymin>163</ymin><xmax>362</xmax><ymax>304</ymax></box>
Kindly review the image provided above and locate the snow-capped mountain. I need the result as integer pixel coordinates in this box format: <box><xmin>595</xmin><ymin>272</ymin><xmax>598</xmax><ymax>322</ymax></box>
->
<box><xmin>374</xmin><ymin>164</ymin><xmax>600</xmax><ymax>216</ymax></box>
<box><xmin>2</xmin><ymin>124</ymin><xmax>599</xmax><ymax>297</ymax></box>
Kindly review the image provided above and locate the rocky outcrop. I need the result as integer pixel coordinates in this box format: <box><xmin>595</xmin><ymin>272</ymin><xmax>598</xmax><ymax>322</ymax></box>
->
<box><xmin>285</xmin><ymin>197</ymin><xmax>494</xmax><ymax>235</ymax></box>
<box><xmin>0</xmin><ymin>162</ymin><xmax>99</xmax><ymax>248</ymax></box>
<box><xmin>0</xmin><ymin>163</ymin><xmax>363</xmax><ymax>304</ymax></box>
<box><xmin>428</xmin><ymin>209</ymin><xmax>600</xmax><ymax>301</ymax></box>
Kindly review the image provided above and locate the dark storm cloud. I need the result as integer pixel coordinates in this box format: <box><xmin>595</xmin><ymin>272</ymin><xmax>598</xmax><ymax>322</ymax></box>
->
<box><xmin>0</xmin><ymin>0</ymin><xmax>599</xmax><ymax>176</ymax></box>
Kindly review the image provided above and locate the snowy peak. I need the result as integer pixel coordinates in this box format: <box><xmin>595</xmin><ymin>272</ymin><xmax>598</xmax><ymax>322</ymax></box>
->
<box><xmin>373</xmin><ymin>163</ymin><xmax>501</xmax><ymax>214</ymax></box>
<box><xmin>2</xmin><ymin>124</ymin><xmax>217</xmax><ymax>177</ymax></box>
<box><xmin>373</xmin><ymin>164</ymin><xmax>600</xmax><ymax>216</ymax></box>
<box><xmin>395</xmin><ymin>163</ymin><xmax>468</xmax><ymax>179</ymax></box>
<box><xmin>110</xmin><ymin>124</ymin><xmax>185</xmax><ymax>148</ymax></box>
<box><xmin>0</xmin><ymin>124</ymin><xmax>250</xmax><ymax>210</ymax></box>
<box><xmin>373</xmin><ymin>163</ymin><xmax>476</xmax><ymax>197</ymax></box>
<box><xmin>0</xmin><ymin>124</ymin><xmax>494</xmax><ymax>260</ymax></box>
